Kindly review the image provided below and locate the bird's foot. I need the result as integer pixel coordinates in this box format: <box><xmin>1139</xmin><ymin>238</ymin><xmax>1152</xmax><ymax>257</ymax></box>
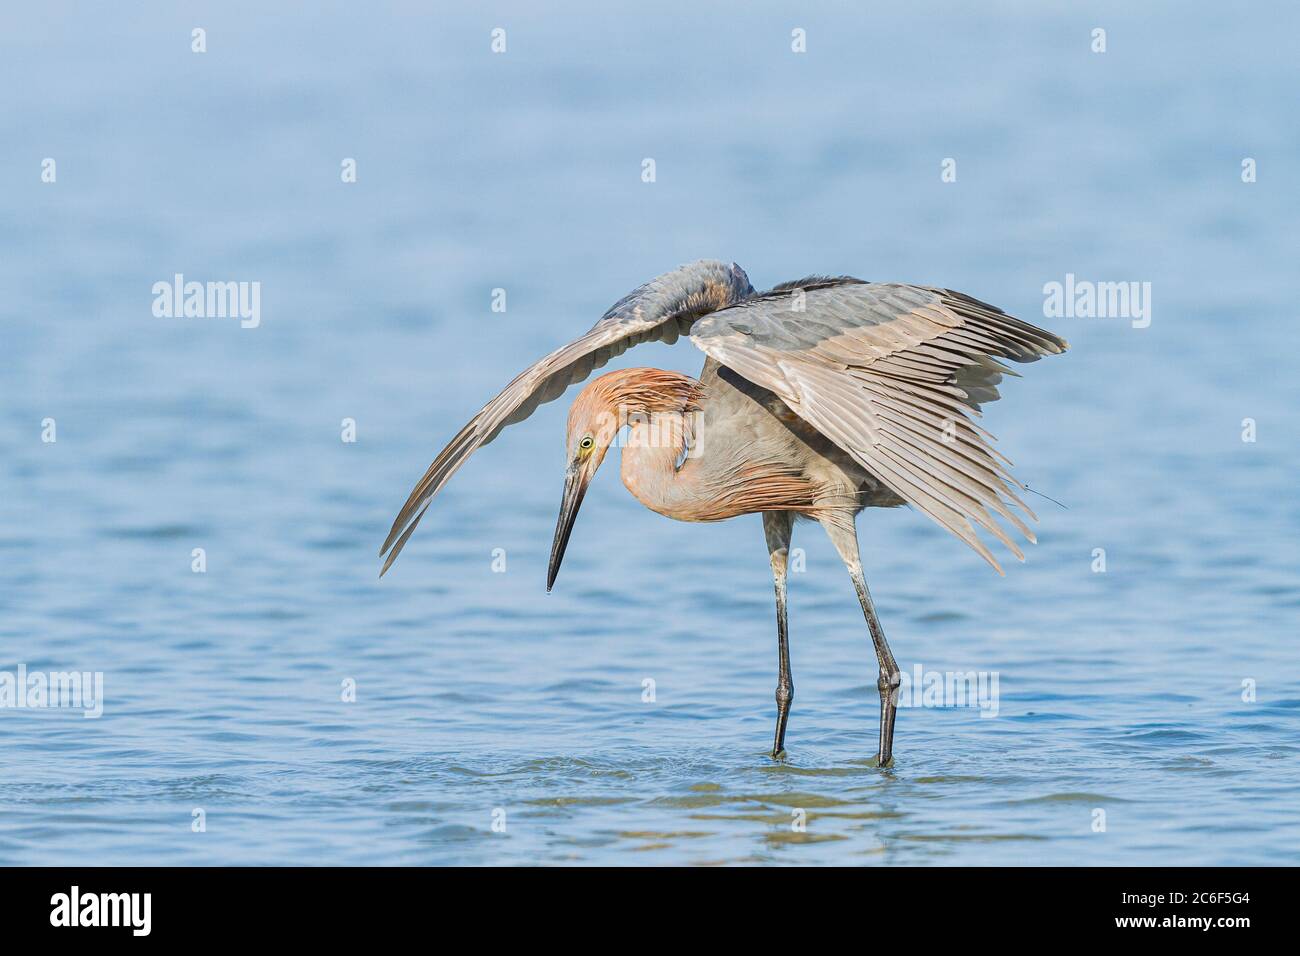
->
<box><xmin>769</xmin><ymin>747</ymin><xmax>788</xmax><ymax>761</ymax></box>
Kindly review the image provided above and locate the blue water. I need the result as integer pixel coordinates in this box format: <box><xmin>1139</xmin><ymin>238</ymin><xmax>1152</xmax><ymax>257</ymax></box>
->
<box><xmin>2</xmin><ymin>2</ymin><xmax>1298</xmax><ymax>865</ymax></box>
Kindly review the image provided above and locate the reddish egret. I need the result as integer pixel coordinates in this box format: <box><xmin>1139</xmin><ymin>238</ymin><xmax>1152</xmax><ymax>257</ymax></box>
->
<box><xmin>381</xmin><ymin>260</ymin><xmax>1067</xmax><ymax>764</ymax></box>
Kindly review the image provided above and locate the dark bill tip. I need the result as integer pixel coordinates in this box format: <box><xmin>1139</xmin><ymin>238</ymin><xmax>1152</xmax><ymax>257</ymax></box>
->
<box><xmin>546</xmin><ymin>466</ymin><xmax>587</xmax><ymax>593</ymax></box>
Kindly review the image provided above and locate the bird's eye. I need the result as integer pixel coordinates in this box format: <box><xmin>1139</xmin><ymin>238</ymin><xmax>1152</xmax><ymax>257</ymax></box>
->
<box><xmin>579</xmin><ymin>436</ymin><xmax>594</xmax><ymax>451</ymax></box>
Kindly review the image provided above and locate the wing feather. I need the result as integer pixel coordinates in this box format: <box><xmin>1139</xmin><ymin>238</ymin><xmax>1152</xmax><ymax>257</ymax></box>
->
<box><xmin>691</xmin><ymin>280</ymin><xmax>1067</xmax><ymax>572</ymax></box>
<box><xmin>379</xmin><ymin>259</ymin><xmax>750</xmax><ymax>574</ymax></box>
<box><xmin>380</xmin><ymin>324</ymin><xmax>672</xmax><ymax>574</ymax></box>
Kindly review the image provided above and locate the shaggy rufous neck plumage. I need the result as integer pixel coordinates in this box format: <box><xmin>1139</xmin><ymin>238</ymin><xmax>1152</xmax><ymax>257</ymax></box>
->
<box><xmin>568</xmin><ymin>368</ymin><xmax>702</xmax><ymax>427</ymax></box>
<box><xmin>567</xmin><ymin>367</ymin><xmax>817</xmax><ymax>522</ymax></box>
<box><xmin>567</xmin><ymin>368</ymin><xmax>700</xmax><ymax>518</ymax></box>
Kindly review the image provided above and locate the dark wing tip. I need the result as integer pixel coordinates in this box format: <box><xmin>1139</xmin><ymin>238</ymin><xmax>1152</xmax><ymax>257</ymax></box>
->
<box><xmin>378</xmin><ymin>503</ymin><xmax>429</xmax><ymax>577</ymax></box>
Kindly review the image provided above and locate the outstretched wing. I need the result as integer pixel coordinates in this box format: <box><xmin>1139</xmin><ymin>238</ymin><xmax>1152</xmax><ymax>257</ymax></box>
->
<box><xmin>690</xmin><ymin>278</ymin><xmax>1067</xmax><ymax>572</ymax></box>
<box><xmin>379</xmin><ymin>260</ymin><xmax>752</xmax><ymax>574</ymax></box>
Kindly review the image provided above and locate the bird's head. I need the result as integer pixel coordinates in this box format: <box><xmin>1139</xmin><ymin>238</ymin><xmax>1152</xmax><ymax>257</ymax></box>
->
<box><xmin>547</xmin><ymin>368</ymin><xmax>700</xmax><ymax>591</ymax></box>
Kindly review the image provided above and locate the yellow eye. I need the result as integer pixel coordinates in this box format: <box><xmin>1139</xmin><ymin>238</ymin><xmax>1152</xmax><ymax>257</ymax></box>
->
<box><xmin>579</xmin><ymin>436</ymin><xmax>594</xmax><ymax>451</ymax></box>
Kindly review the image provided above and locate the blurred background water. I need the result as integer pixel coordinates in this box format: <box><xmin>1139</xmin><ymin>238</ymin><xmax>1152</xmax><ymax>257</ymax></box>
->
<box><xmin>1</xmin><ymin>1</ymin><xmax>1298</xmax><ymax>865</ymax></box>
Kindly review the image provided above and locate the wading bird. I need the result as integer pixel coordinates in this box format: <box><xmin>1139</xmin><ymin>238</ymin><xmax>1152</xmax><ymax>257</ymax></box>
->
<box><xmin>381</xmin><ymin>260</ymin><xmax>1066</xmax><ymax>765</ymax></box>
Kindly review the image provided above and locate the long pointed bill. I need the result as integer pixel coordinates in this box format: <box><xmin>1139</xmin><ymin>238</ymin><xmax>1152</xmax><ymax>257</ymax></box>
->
<box><xmin>547</xmin><ymin>465</ymin><xmax>589</xmax><ymax>592</ymax></box>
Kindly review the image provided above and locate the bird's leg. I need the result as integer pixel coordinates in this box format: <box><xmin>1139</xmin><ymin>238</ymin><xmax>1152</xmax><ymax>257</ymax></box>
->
<box><xmin>851</xmin><ymin>565</ymin><xmax>900</xmax><ymax>766</ymax></box>
<box><xmin>821</xmin><ymin>517</ymin><xmax>901</xmax><ymax>767</ymax></box>
<box><xmin>763</xmin><ymin>511</ymin><xmax>794</xmax><ymax>759</ymax></box>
